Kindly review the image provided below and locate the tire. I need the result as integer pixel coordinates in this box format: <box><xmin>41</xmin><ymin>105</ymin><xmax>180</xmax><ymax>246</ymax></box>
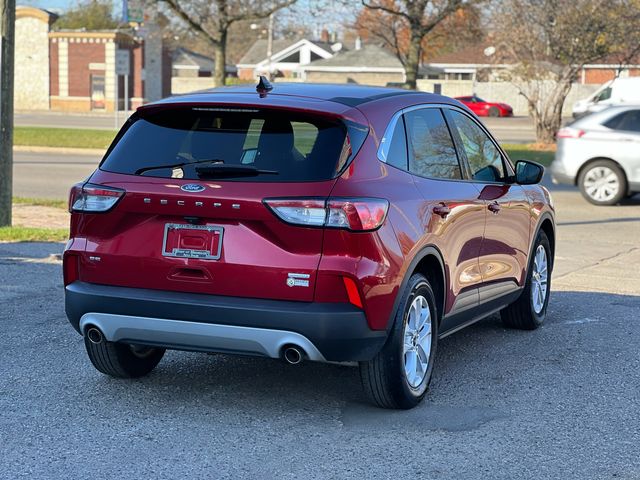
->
<box><xmin>359</xmin><ymin>274</ymin><xmax>438</xmax><ymax>409</ymax></box>
<box><xmin>578</xmin><ymin>160</ymin><xmax>627</xmax><ymax>206</ymax></box>
<box><xmin>501</xmin><ymin>231</ymin><xmax>552</xmax><ymax>330</ymax></box>
<box><xmin>488</xmin><ymin>107</ymin><xmax>500</xmax><ymax>117</ymax></box>
<box><xmin>84</xmin><ymin>335</ymin><xmax>165</xmax><ymax>378</ymax></box>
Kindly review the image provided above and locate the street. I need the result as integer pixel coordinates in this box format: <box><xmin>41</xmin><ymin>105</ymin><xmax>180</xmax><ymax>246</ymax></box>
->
<box><xmin>15</xmin><ymin>110</ymin><xmax>539</xmax><ymax>144</ymax></box>
<box><xmin>13</xmin><ymin>150</ymin><xmax>100</xmax><ymax>199</ymax></box>
<box><xmin>1</xmin><ymin>183</ymin><xmax>639</xmax><ymax>478</ymax></box>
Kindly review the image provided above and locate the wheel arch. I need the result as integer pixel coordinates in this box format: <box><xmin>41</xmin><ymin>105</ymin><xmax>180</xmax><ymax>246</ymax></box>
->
<box><xmin>532</xmin><ymin>212</ymin><xmax>556</xmax><ymax>272</ymax></box>
<box><xmin>386</xmin><ymin>245</ymin><xmax>447</xmax><ymax>331</ymax></box>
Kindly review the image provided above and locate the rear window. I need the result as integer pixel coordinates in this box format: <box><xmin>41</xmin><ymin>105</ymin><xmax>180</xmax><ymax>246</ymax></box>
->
<box><xmin>100</xmin><ymin>107</ymin><xmax>368</xmax><ymax>182</ymax></box>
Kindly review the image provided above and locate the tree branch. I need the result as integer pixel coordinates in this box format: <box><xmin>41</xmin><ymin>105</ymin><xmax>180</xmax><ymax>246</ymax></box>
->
<box><xmin>227</xmin><ymin>0</ymin><xmax>298</xmax><ymax>25</ymax></box>
<box><xmin>360</xmin><ymin>0</ymin><xmax>411</xmax><ymax>21</ymax></box>
<box><xmin>161</xmin><ymin>0</ymin><xmax>219</xmax><ymax>46</ymax></box>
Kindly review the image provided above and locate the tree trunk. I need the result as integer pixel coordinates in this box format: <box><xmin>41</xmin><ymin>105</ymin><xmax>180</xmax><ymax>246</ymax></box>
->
<box><xmin>212</xmin><ymin>29</ymin><xmax>227</xmax><ymax>88</ymax></box>
<box><xmin>0</xmin><ymin>0</ymin><xmax>16</xmax><ymax>227</ymax></box>
<box><xmin>534</xmin><ymin>75</ymin><xmax>574</xmax><ymax>144</ymax></box>
<box><xmin>404</xmin><ymin>30</ymin><xmax>422</xmax><ymax>90</ymax></box>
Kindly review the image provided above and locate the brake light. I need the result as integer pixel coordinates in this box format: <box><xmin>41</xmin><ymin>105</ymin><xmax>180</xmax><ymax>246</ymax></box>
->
<box><xmin>69</xmin><ymin>183</ymin><xmax>125</xmax><ymax>212</ymax></box>
<box><xmin>557</xmin><ymin>127</ymin><xmax>585</xmax><ymax>139</ymax></box>
<box><xmin>265</xmin><ymin>198</ymin><xmax>389</xmax><ymax>231</ymax></box>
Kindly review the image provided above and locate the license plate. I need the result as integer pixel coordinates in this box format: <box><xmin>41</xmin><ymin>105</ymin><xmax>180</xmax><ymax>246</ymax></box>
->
<box><xmin>162</xmin><ymin>223</ymin><xmax>223</xmax><ymax>260</ymax></box>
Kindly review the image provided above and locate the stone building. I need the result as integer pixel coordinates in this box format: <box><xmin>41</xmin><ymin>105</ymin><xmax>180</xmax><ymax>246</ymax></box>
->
<box><xmin>14</xmin><ymin>6</ymin><xmax>169</xmax><ymax>113</ymax></box>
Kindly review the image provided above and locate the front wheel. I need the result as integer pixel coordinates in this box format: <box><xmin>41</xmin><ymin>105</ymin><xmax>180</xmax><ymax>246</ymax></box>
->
<box><xmin>360</xmin><ymin>274</ymin><xmax>438</xmax><ymax>409</ymax></box>
<box><xmin>488</xmin><ymin>106</ymin><xmax>501</xmax><ymax>117</ymax></box>
<box><xmin>501</xmin><ymin>231</ymin><xmax>552</xmax><ymax>330</ymax></box>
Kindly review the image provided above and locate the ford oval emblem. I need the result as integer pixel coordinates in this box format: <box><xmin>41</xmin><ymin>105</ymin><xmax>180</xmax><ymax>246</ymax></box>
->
<box><xmin>180</xmin><ymin>184</ymin><xmax>205</xmax><ymax>193</ymax></box>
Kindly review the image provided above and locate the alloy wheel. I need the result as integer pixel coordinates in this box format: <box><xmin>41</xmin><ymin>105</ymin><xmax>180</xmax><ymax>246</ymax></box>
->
<box><xmin>403</xmin><ymin>295</ymin><xmax>432</xmax><ymax>388</ymax></box>
<box><xmin>531</xmin><ymin>245</ymin><xmax>548</xmax><ymax>314</ymax></box>
<box><xmin>583</xmin><ymin>166</ymin><xmax>620</xmax><ymax>202</ymax></box>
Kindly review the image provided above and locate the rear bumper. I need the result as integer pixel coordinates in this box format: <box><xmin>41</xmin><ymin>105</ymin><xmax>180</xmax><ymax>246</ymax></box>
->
<box><xmin>550</xmin><ymin>160</ymin><xmax>575</xmax><ymax>185</ymax></box>
<box><xmin>65</xmin><ymin>282</ymin><xmax>387</xmax><ymax>362</ymax></box>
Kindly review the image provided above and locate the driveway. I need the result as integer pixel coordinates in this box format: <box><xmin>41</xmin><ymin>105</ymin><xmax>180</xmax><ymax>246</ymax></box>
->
<box><xmin>1</xmin><ymin>186</ymin><xmax>638</xmax><ymax>479</ymax></box>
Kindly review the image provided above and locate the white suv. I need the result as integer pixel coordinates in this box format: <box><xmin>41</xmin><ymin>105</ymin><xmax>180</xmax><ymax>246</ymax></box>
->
<box><xmin>551</xmin><ymin>106</ymin><xmax>640</xmax><ymax>205</ymax></box>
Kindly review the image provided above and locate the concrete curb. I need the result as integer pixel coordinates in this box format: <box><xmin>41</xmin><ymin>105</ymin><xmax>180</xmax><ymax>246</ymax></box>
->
<box><xmin>13</xmin><ymin>145</ymin><xmax>105</xmax><ymax>155</ymax></box>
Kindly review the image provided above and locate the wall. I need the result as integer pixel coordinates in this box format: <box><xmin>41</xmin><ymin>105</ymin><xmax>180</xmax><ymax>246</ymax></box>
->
<box><xmin>171</xmin><ymin>77</ymin><xmax>215</xmax><ymax>94</ymax></box>
<box><xmin>417</xmin><ymin>79</ymin><xmax>599</xmax><ymax>116</ymax></box>
<box><xmin>15</xmin><ymin>16</ymin><xmax>50</xmax><ymax>110</ymax></box>
<box><xmin>304</xmin><ymin>71</ymin><xmax>404</xmax><ymax>87</ymax></box>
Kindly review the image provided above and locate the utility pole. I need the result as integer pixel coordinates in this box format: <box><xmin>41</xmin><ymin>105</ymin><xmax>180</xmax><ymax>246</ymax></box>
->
<box><xmin>266</xmin><ymin>12</ymin><xmax>273</xmax><ymax>80</ymax></box>
<box><xmin>0</xmin><ymin>0</ymin><xmax>15</xmax><ymax>227</ymax></box>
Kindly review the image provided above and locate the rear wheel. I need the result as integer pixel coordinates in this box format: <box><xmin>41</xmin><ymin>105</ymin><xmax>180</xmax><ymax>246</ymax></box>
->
<box><xmin>84</xmin><ymin>336</ymin><xmax>165</xmax><ymax>378</ymax></box>
<box><xmin>501</xmin><ymin>231</ymin><xmax>551</xmax><ymax>330</ymax></box>
<box><xmin>360</xmin><ymin>274</ymin><xmax>438</xmax><ymax>409</ymax></box>
<box><xmin>578</xmin><ymin>160</ymin><xmax>627</xmax><ymax>205</ymax></box>
<box><xmin>488</xmin><ymin>107</ymin><xmax>501</xmax><ymax>117</ymax></box>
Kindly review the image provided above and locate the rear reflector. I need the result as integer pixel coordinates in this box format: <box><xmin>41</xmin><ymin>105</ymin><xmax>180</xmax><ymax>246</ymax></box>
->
<box><xmin>70</xmin><ymin>183</ymin><xmax>125</xmax><ymax>213</ymax></box>
<box><xmin>342</xmin><ymin>276</ymin><xmax>363</xmax><ymax>308</ymax></box>
<box><xmin>63</xmin><ymin>254</ymin><xmax>79</xmax><ymax>286</ymax></box>
<box><xmin>557</xmin><ymin>127</ymin><xmax>585</xmax><ymax>139</ymax></box>
<box><xmin>265</xmin><ymin>198</ymin><xmax>389</xmax><ymax>232</ymax></box>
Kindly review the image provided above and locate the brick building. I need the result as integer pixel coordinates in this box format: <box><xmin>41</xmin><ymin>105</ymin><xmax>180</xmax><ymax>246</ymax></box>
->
<box><xmin>15</xmin><ymin>6</ymin><xmax>169</xmax><ymax>113</ymax></box>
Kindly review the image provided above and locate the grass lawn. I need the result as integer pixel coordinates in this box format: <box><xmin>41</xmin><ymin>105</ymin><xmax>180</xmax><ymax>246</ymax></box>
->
<box><xmin>12</xmin><ymin>197</ymin><xmax>67</xmax><ymax>209</ymax></box>
<box><xmin>14</xmin><ymin>126</ymin><xmax>117</xmax><ymax>150</ymax></box>
<box><xmin>0</xmin><ymin>226</ymin><xmax>68</xmax><ymax>242</ymax></box>
<box><xmin>503</xmin><ymin>144</ymin><xmax>555</xmax><ymax>167</ymax></box>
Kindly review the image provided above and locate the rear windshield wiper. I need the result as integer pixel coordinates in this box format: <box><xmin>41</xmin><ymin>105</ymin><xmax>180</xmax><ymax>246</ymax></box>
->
<box><xmin>135</xmin><ymin>159</ymin><xmax>224</xmax><ymax>175</ymax></box>
<box><xmin>195</xmin><ymin>164</ymin><xmax>278</xmax><ymax>178</ymax></box>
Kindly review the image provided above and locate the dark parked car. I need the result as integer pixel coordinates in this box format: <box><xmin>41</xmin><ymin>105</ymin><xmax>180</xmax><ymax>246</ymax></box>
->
<box><xmin>64</xmin><ymin>80</ymin><xmax>555</xmax><ymax>409</ymax></box>
<box><xmin>455</xmin><ymin>95</ymin><xmax>514</xmax><ymax>117</ymax></box>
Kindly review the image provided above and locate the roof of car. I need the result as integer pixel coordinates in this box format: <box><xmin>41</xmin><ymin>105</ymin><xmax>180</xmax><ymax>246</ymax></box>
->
<box><xmin>159</xmin><ymin>82</ymin><xmax>453</xmax><ymax>108</ymax></box>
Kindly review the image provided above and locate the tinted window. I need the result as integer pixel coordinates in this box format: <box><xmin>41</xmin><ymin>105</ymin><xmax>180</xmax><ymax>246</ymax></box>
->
<box><xmin>603</xmin><ymin>110</ymin><xmax>640</xmax><ymax>132</ymax></box>
<box><xmin>404</xmin><ymin>108</ymin><xmax>461</xmax><ymax>180</ymax></box>
<box><xmin>101</xmin><ymin>108</ymin><xmax>367</xmax><ymax>182</ymax></box>
<box><xmin>449</xmin><ymin>110</ymin><xmax>505</xmax><ymax>182</ymax></box>
<box><xmin>594</xmin><ymin>86</ymin><xmax>612</xmax><ymax>103</ymax></box>
<box><xmin>385</xmin><ymin>117</ymin><xmax>408</xmax><ymax>170</ymax></box>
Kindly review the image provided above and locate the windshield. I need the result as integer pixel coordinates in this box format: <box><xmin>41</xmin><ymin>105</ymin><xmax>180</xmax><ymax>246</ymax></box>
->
<box><xmin>100</xmin><ymin>107</ymin><xmax>368</xmax><ymax>182</ymax></box>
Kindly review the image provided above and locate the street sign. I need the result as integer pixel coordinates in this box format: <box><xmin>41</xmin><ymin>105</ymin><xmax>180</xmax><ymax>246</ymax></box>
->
<box><xmin>115</xmin><ymin>49</ymin><xmax>130</xmax><ymax>76</ymax></box>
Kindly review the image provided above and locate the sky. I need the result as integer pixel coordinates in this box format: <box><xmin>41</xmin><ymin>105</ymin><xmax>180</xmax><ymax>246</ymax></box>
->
<box><xmin>21</xmin><ymin>0</ymin><xmax>356</xmax><ymax>35</ymax></box>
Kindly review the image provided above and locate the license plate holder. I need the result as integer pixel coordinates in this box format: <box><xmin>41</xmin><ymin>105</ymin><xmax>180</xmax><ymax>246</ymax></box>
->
<box><xmin>162</xmin><ymin>223</ymin><xmax>223</xmax><ymax>260</ymax></box>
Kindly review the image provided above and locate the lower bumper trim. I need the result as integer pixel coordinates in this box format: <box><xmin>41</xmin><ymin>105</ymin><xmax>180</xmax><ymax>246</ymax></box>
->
<box><xmin>80</xmin><ymin>313</ymin><xmax>326</xmax><ymax>361</ymax></box>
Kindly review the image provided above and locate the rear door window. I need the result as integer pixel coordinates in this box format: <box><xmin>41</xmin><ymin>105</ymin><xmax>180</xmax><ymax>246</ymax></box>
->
<box><xmin>404</xmin><ymin>108</ymin><xmax>462</xmax><ymax>180</ymax></box>
<box><xmin>100</xmin><ymin>107</ymin><xmax>367</xmax><ymax>182</ymax></box>
<box><xmin>603</xmin><ymin>110</ymin><xmax>640</xmax><ymax>132</ymax></box>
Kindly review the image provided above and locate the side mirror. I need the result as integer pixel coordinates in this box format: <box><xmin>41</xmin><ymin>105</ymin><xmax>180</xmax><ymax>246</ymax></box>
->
<box><xmin>515</xmin><ymin>160</ymin><xmax>544</xmax><ymax>185</ymax></box>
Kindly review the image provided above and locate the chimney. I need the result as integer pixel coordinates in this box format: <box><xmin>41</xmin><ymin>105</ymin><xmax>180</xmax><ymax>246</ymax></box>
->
<box><xmin>321</xmin><ymin>29</ymin><xmax>330</xmax><ymax>43</ymax></box>
<box><xmin>355</xmin><ymin>36</ymin><xmax>362</xmax><ymax>51</ymax></box>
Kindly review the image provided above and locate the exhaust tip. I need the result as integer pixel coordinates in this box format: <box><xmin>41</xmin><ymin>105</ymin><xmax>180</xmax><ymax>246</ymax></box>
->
<box><xmin>86</xmin><ymin>327</ymin><xmax>104</xmax><ymax>344</ymax></box>
<box><xmin>283</xmin><ymin>346</ymin><xmax>304</xmax><ymax>365</ymax></box>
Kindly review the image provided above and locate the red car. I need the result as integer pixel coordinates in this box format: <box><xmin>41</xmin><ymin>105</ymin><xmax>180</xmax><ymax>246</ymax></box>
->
<box><xmin>455</xmin><ymin>95</ymin><xmax>514</xmax><ymax>117</ymax></box>
<box><xmin>64</xmin><ymin>80</ymin><xmax>555</xmax><ymax>409</ymax></box>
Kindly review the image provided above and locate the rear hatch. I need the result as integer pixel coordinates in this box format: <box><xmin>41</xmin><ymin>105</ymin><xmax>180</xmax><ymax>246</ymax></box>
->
<box><xmin>73</xmin><ymin>104</ymin><xmax>368</xmax><ymax>302</ymax></box>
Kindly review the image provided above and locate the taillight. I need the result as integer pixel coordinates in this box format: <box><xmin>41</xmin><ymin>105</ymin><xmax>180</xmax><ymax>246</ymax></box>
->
<box><xmin>557</xmin><ymin>127</ymin><xmax>585</xmax><ymax>139</ymax></box>
<box><xmin>69</xmin><ymin>183</ymin><xmax>125</xmax><ymax>213</ymax></box>
<box><xmin>265</xmin><ymin>198</ymin><xmax>389</xmax><ymax>231</ymax></box>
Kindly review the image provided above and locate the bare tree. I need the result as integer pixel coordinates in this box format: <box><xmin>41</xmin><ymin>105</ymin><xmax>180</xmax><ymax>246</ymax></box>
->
<box><xmin>161</xmin><ymin>0</ymin><xmax>297</xmax><ymax>87</ymax></box>
<box><xmin>492</xmin><ymin>0</ymin><xmax>640</xmax><ymax>144</ymax></box>
<box><xmin>360</xmin><ymin>0</ymin><xmax>481</xmax><ymax>89</ymax></box>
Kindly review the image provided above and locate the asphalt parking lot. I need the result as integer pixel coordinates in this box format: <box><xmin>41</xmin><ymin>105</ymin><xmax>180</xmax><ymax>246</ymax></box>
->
<box><xmin>1</xmin><ymin>186</ymin><xmax>639</xmax><ymax>479</ymax></box>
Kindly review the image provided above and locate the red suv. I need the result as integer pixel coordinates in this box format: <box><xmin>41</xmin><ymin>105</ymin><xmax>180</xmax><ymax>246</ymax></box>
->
<box><xmin>64</xmin><ymin>81</ymin><xmax>555</xmax><ymax>409</ymax></box>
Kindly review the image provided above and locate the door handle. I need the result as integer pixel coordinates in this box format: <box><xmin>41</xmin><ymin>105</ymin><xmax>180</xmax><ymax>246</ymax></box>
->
<box><xmin>488</xmin><ymin>201</ymin><xmax>501</xmax><ymax>214</ymax></box>
<box><xmin>433</xmin><ymin>202</ymin><xmax>451</xmax><ymax>218</ymax></box>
